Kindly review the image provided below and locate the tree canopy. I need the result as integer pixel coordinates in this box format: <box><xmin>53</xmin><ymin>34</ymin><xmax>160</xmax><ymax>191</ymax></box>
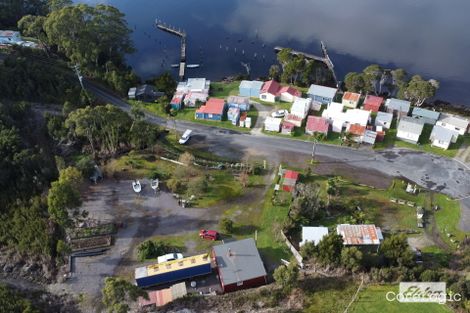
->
<box><xmin>102</xmin><ymin>277</ymin><xmax>147</xmax><ymax>313</ymax></box>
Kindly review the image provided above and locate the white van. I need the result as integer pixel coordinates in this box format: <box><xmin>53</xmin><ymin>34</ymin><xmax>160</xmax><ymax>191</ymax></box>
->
<box><xmin>157</xmin><ymin>253</ymin><xmax>184</xmax><ymax>264</ymax></box>
<box><xmin>179</xmin><ymin>129</ymin><xmax>192</xmax><ymax>144</ymax></box>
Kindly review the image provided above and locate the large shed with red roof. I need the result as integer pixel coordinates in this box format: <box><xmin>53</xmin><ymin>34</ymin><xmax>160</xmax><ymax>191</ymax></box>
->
<box><xmin>306</xmin><ymin>116</ymin><xmax>329</xmax><ymax>136</ymax></box>
<box><xmin>195</xmin><ymin>98</ymin><xmax>226</xmax><ymax>121</ymax></box>
<box><xmin>282</xmin><ymin>170</ymin><xmax>300</xmax><ymax>192</ymax></box>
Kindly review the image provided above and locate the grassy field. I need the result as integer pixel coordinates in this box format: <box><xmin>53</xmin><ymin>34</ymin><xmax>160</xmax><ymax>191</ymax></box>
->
<box><xmin>210</xmin><ymin>81</ymin><xmax>240</xmax><ymax>98</ymax></box>
<box><xmin>302</xmin><ymin>277</ymin><xmax>359</xmax><ymax>313</ymax></box>
<box><xmin>103</xmin><ymin>151</ymin><xmax>243</xmax><ymax>207</ymax></box>
<box><xmin>350</xmin><ymin>285</ymin><xmax>454</xmax><ymax>313</ymax></box>
<box><xmin>432</xmin><ymin>193</ymin><xmax>465</xmax><ymax>248</ymax></box>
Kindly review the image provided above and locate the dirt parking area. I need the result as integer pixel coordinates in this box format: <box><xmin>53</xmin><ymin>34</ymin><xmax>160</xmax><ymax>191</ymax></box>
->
<box><xmin>48</xmin><ymin>178</ymin><xmax>230</xmax><ymax>312</ymax></box>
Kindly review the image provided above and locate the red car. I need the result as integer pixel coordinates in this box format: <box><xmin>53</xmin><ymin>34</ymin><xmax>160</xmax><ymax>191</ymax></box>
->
<box><xmin>199</xmin><ymin>229</ymin><xmax>219</xmax><ymax>240</ymax></box>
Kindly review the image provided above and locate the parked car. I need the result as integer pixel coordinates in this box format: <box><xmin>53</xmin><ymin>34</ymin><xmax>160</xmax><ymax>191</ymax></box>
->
<box><xmin>271</xmin><ymin>109</ymin><xmax>288</xmax><ymax>118</ymax></box>
<box><xmin>157</xmin><ymin>253</ymin><xmax>184</xmax><ymax>264</ymax></box>
<box><xmin>179</xmin><ymin>129</ymin><xmax>192</xmax><ymax>144</ymax></box>
<box><xmin>199</xmin><ymin>229</ymin><xmax>219</xmax><ymax>240</ymax></box>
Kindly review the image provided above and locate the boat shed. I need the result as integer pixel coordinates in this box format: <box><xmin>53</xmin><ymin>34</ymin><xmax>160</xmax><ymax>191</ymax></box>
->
<box><xmin>135</xmin><ymin>253</ymin><xmax>212</xmax><ymax>288</ymax></box>
<box><xmin>212</xmin><ymin>238</ymin><xmax>267</xmax><ymax>293</ymax></box>
<box><xmin>239</xmin><ymin>80</ymin><xmax>264</xmax><ymax>97</ymax></box>
<box><xmin>307</xmin><ymin>84</ymin><xmax>337</xmax><ymax>105</ymax></box>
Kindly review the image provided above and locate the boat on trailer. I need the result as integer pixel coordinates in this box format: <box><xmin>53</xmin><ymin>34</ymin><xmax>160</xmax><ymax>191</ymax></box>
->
<box><xmin>132</xmin><ymin>180</ymin><xmax>142</xmax><ymax>193</ymax></box>
<box><xmin>151</xmin><ymin>179</ymin><xmax>159</xmax><ymax>191</ymax></box>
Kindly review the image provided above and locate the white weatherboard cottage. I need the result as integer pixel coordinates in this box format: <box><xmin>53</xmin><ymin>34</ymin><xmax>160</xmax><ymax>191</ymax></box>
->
<box><xmin>430</xmin><ymin>125</ymin><xmax>458</xmax><ymax>150</ymax></box>
<box><xmin>396</xmin><ymin>117</ymin><xmax>425</xmax><ymax>144</ymax></box>
<box><xmin>436</xmin><ymin>113</ymin><xmax>469</xmax><ymax>136</ymax></box>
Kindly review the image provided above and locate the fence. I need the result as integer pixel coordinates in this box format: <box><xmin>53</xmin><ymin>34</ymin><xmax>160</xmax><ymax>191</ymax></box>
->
<box><xmin>279</xmin><ymin>231</ymin><xmax>304</xmax><ymax>268</ymax></box>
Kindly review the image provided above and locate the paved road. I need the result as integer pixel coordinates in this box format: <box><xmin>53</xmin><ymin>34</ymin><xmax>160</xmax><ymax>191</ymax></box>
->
<box><xmin>85</xmin><ymin>81</ymin><xmax>470</xmax><ymax>231</ymax></box>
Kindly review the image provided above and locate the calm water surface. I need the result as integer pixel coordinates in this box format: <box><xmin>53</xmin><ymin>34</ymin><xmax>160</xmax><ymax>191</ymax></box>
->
<box><xmin>78</xmin><ymin>0</ymin><xmax>470</xmax><ymax>105</ymax></box>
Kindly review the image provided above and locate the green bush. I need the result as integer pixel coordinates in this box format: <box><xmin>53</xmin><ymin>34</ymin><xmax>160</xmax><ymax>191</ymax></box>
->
<box><xmin>167</xmin><ymin>178</ymin><xmax>186</xmax><ymax>194</ymax></box>
<box><xmin>220</xmin><ymin>218</ymin><xmax>234</xmax><ymax>233</ymax></box>
<box><xmin>136</xmin><ymin>240</ymin><xmax>172</xmax><ymax>261</ymax></box>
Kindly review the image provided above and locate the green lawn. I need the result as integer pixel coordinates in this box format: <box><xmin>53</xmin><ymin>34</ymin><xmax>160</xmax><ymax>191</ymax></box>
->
<box><xmin>302</xmin><ymin>278</ymin><xmax>359</xmax><ymax>313</ymax></box>
<box><xmin>432</xmin><ymin>194</ymin><xmax>465</xmax><ymax>248</ymax></box>
<box><xmin>350</xmin><ymin>285</ymin><xmax>454</xmax><ymax>313</ymax></box>
<box><xmin>210</xmin><ymin>81</ymin><xmax>240</xmax><ymax>98</ymax></box>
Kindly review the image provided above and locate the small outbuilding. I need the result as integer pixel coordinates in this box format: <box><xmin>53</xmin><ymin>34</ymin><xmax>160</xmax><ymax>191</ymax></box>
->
<box><xmin>264</xmin><ymin>117</ymin><xmax>282</xmax><ymax>132</ymax></box>
<box><xmin>363</xmin><ymin>95</ymin><xmax>383</xmax><ymax>112</ymax></box>
<box><xmin>282</xmin><ymin>170</ymin><xmax>299</xmax><ymax>192</ymax></box>
<box><xmin>307</xmin><ymin>84</ymin><xmax>337</xmax><ymax>105</ymax></box>
<box><xmin>227</xmin><ymin>107</ymin><xmax>241</xmax><ymax>125</ymax></box>
<box><xmin>300</xmin><ymin>226</ymin><xmax>329</xmax><ymax>246</ymax></box>
<box><xmin>239</xmin><ymin>80</ymin><xmax>264</xmax><ymax>97</ymax></box>
<box><xmin>374</xmin><ymin>111</ymin><xmax>393</xmax><ymax>129</ymax></box>
<box><xmin>284</xmin><ymin>113</ymin><xmax>303</xmax><ymax>127</ymax></box>
<box><xmin>336</xmin><ymin>224</ymin><xmax>383</xmax><ymax>252</ymax></box>
<box><xmin>342</xmin><ymin>92</ymin><xmax>361</xmax><ymax>109</ymax></box>
<box><xmin>227</xmin><ymin>95</ymin><xmax>251</xmax><ymax>111</ymax></box>
<box><xmin>281</xmin><ymin>121</ymin><xmax>295</xmax><ymax>135</ymax></box>
<box><xmin>212</xmin><ymin>238</ymin><xmax>267</xmax><ymax>293</ymax></box>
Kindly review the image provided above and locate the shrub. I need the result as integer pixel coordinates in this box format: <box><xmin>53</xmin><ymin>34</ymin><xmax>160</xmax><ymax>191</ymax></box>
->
<box><xmin>220</xmin><ymin>218</ymin><xmax>234</xmax><ymax>233</ymax></box>
<box><xmin>136</xmin><ymin>240</ymin><xmax>171</xmax><ymax>261</ymax></box>
<box><xmin>273</xmin><ymin>263</ymin><xmax>299</xmax><ymax>291</ymax></box>
<box><xmin>166</xmin><ymin>178</ymin><xmax>186</xmax><ymax>194</ymax></box>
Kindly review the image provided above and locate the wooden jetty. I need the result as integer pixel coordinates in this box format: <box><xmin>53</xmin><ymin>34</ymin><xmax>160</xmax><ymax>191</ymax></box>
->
<box><xmin>155</xmin><ymin>19</ymin><xmax>187</xmax><ymax>81</ymax></box>
<box><xmin>274</xmin><ymin>41</ymin><xmax>338</xmax><ymax>85</ymax></box>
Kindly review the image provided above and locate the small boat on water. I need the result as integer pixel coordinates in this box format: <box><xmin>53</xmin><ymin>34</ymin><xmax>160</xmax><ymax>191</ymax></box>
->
<box><xmin>151</xmin><ymin>179</ymin><xmax>159</xmax><ymax>191</ymax></box>
<box><xmin>186</xmin><ymin>64</ymin><xmax>200</xmax><ymax>68</ymax></box>
<box><xmin>132</xmin><ymin>180</ymin><xmax>142</xmax><ymax>193</ymax></box>
<box><xmin>171</xmin><ymin>64</ymin><xmax>179</xmax><ymax>68</ymax></box>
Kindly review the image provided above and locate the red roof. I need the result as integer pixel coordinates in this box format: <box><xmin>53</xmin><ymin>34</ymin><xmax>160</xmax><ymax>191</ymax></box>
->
<box><xmin>284</xmin><ymin>170</ymin><xmax>299</xmax><ymax>180</ymax></box>
<box><xmin>285</xmin><ymin>114</ymin><xmax>303</xmax><ymax>122</ymax></box>
<box><xmin>306</xmin><ymin>116</ymin><xmax>329</xmax><ymax>133</ymax></box>
<box><xmin>363</xmin><ymin>95</ymin><xmax>383</xmax><ymax>112</ymax></box>
<box><xmin>196</xmin><ymin>98</ymin><xmax>225</xmax><ymax>114</ymax></box>
<box><xmin>278</xmin><ymin>86</ymin><xmax>301</xmax><ymax>97</ymax></box>
<box><xmin>343</xmin><ymin>92</ymin><xmax>361</xmax><ymax>102</ymax></box>
<box><xmin>348</xmin><ymin>124</ymin><xmax>366</xmax><ymax>136</ymax></box>
<box><xmin>282</xmin><ymin>121</ymin><xmax>295</xmax><ymax>130</ymax></box>
<box><xmin>260</xmin><ymin>80</ymin><xmax>281</xmax><ymax>95</ymax></box>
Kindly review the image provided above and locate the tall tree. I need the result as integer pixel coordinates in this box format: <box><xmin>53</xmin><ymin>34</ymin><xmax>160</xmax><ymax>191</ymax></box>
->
<box><xmin>362</xmin><ymin>64</ymin><xmax>384</xmax><ymax>94</ymax></box>
<box><xmin>48</xmin><ymin>0</ymin><xmax>72</xmax><ymax>11</ymax></box>
<box><xmin>277</xmin><ymin>48</ymin><xmax>292</xmax><ymax>72</ymax></box>
<box><xmin>344</xmin><ymin>72</ymin><xmax>365</xmax><ymax>93</ymax></box>
<box><xmin>43</xmin><ymin>4</ymin><xmax>134</xmax><ymax>69</ymax></box>
<box><xmin>379</xmin><ymin>234</ymin><xmax>414</xmax><ymax>267</ymax></box>
<box><xmin>404</xmin><ymin>75</ymin><xmax>439</xmax><ymax>106</ymax></box>
<box><xmin>316</xmin><ymin>232</ymin><xmax>344</xmax><ymax>266</ymax></box>
<box><xmin>269</xmin><ymin>64</ymin><xmax>281</xmax><ymax>81</ymax></box>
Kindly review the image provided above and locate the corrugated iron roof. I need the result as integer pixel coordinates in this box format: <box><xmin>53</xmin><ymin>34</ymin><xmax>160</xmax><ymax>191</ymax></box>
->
<box><xmin>343</xmin><ymin>92</ymin><xmax>361</xmax><ymax>102</ymax></box>
<box><xmin>306</xmin><ymin>116</ymin><xmax>329</xmax><ymax>133</ymax></box>
<box><xmin>260</xmin><ymin>80</ymin><xmax>281</xmax><ymax>95</ymax></box>
<box><xmin>336</xmin><ymin>224</ymin><xmax>383</xmax><ymax>245</ymax></box>
<box><xmin>196</xmin><ymin>98</ymin><xmax>225</xmax><ymax>114</ymax></box>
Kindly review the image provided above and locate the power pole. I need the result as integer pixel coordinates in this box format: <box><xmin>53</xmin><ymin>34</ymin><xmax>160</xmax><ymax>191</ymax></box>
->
<box><xmin>311</xmin><ymin>138</ymin><xmax>318</xmax><ymax>164</ymax></box>
<box><xmin>73</xmin><ymin>64</ymin><xmax>84</xmax><ymax>91</ymax></box>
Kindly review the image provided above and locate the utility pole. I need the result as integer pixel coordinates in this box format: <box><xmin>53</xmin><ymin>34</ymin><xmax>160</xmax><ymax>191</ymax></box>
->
<box><xmin>311</xmin><ymin>138</ymin><xmax>318</xmax><ymax>164</ymax></box>
<box><xmin>73</xmin><ymin>64</ymin><xmax>84</xmax><ymax>91</ymax></box>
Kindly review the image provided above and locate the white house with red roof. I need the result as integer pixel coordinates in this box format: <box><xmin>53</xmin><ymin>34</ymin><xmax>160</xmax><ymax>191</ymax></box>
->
<box><xmin>279</xmin><ymin>86</ymin><xmax>302</xmax><ymax>102</ymax></box>
<box><xmin>259</xmin><ymin>80</ymin><xmax>281</xmax><ymax>103</ymax></box>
